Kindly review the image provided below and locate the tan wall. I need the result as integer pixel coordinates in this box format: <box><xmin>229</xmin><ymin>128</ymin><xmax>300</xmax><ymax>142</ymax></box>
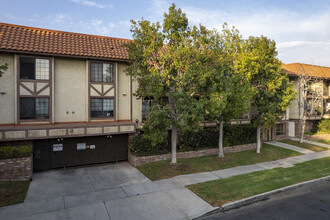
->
<box><xmin>0</xmin><ymin>53</ymin><xmax>143</xmax><ymax>127</ymax></box>
<box><xmin>54</xmin><ymin>57</ymin><xmax>87</xmax><ymax>122</ymax></box>
<box><xmin>117</xmin><ymin>63</ymin><xmax>131</xmax><ymax>120</ymax></box>
<box><xmin>289</xmin><ymin>79</ymin><xmax>300</xmax><ymax>119</ymax></box>
<box><xmin>0</xmin><ymin>53</ymin><xmax>15</xmax><ymax>124</ymax></box>
<box><xmin>132</xmin><ymin>77</ymin><xmax>142</xmax><ymax>126</ymax></box>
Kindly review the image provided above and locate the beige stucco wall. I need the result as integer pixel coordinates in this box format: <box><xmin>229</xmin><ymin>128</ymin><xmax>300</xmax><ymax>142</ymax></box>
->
<box><xmin>0</xmin><ymin>53</ymin><xmax>15</xmax><ymax>124</ymax></box>
<box><xmin>54</xmin><ymin>57</ymin><xmax>87</xmax><ymax>122</ymax></box>
<box><xmin>117</xmin><ymin>63</ymin><xmax>131</xmax><ymax>120</ymax></box>
<box><xmin>289</xmin><ymin>79</ymin><xmax>300</xmax><ymax>119</ymax></box>
<box><xmin>0</xmin><ymin>54</ymin><xmax>142</xmax><ymax>126</ymax></box>
<box><xmin>132</xmin><ymin>77</ymin><xmax>142</xmax><ymax>125</ymax></box>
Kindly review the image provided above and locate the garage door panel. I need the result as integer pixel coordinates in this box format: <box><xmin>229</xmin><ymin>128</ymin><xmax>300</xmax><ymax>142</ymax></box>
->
<box><xmin>33</xmin><ymin>139</ymin><xmax>51</xmax><ymax>171</ymax></box>
<box><xmin>34</xmin><ymin>135</ymin><xmax>128</xmax><ymax>171</ymax></box>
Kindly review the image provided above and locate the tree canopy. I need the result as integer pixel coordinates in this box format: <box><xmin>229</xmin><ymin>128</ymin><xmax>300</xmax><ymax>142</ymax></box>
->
<box><xmin>237</xmin><ymin>36</ymin><xmax>295</xmax><ymax>152</ymax></box>
<box><xmin>125</xmin><ymin>4</ymin><xmax>295</xmax><ymax>160</ymax></box>
<box><xmin>125</xmin><ymin>4</ymin><xmax>225</xmax><ymax>163</ymax></box>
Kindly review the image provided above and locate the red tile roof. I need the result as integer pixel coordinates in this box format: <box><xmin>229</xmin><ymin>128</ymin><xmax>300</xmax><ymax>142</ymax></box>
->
<box><xmin>0</xmin><ymin>22</ymin><xmax>131</xmax><ymax>61</ymax></box>
<box><xmin>282</xmin><ymin>63</ymin><xmax>330</xmax><ymax>79</ymax></box>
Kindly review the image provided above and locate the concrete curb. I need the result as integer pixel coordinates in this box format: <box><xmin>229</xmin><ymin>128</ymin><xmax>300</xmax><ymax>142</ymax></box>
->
<box><xmin>195</xmin><ymin>175</ymin><xmax>330</xmax><ymax>219</ymax></box>
<box><xmin>220</xmin><ymin>175</ymin><xmax>330</xmax><ymax>212</ymax></box>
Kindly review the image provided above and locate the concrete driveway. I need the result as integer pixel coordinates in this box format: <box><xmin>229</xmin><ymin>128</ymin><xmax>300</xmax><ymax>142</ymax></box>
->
<box><xmin>25</xmin><ymin>162</ymin><xmax>150</xmax><ymax>201</ymax></box>
<box><xmin>0</xmin><ymin>162</ymin><xmax>216</xmax><ymax>220</ymax></box>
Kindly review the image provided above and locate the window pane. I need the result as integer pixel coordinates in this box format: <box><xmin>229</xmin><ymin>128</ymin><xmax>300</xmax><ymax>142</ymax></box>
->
<box><xmin>103</xmin><ymin>99</ymin><xmax>114</xmax><ymax>117</ymax></box>
<box><xmin>91</xmin><ymin>63</ymin><xmax>103</xmax><ymax>82</ymax></box>
<box><xmin>36</xmin><ymin>59</ymin><xmax>49</xmax><ymax>80</ymax></box>
<box><xmin>142</xmin><ymin>99</ymin><xmax>153</xmax><ymax>121</ymax></box>
<box><xmin>20</xmin><ymin>98</ymin><xmax>35</xmax><ymax>119</ymax></box>
<box><xmin>20</xmin><ymin>57</ymin><xmax>35</xmax><ymax>79</ymax></box>
<box><xmin>91</xmin><ymin>98</ymin><xmax>114</xmax><ymax>118</ymax></box>
<box><xmin>103</xmin><ymin>64</ymin><xmax>113</xmax><ymax>83</ymax></box>
<box><xmin>91</xmin><ymin>98</ymin><xmax>103</xmax><ymax>117</ymax></box>
<box><xmin>276</xmin><ymin>124</ymin><xmax>285</xmax><ymax>136</ymax></box>
<box><xmin>35</xmin><ymin>98</ymin><xmax>49</xmax><ymax>119</ymax></box>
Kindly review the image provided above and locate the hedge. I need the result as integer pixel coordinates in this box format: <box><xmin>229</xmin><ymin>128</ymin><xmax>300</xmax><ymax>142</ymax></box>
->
<box><xmin>317</xmin><ymin>119</ymin><xmax>330</xmax><ymax>134</ymax></box>
<box><xmin>0</xmin><ymin>145</ymin><xmax>32</xmax><ymax>160</ymax></box>
<box><xmin>130</xmin><ymin>125</ymin><xmax>257</xmax><ymax>156</ymax></box>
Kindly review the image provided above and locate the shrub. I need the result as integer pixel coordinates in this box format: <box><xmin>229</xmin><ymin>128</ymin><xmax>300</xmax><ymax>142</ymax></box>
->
<box><xmin>178</xmin><ymin>125</ymin><xmax>257</xmax><ymax>150</ymax></box>
<box><xmin>317</xmin><ymin>119</ymin><xmax>330</xmax><ymax>134</ymax></box>
<box><xmin>223</xmin><ymin>125</ymin><xmax>257</xmax><ymax>147</ymax></box>
<box><xmin>130</xmin><ymin>124</ymin><xmax>257</xmax><ymax>156</ymax></box>
<box><xmin>0</xmin><ymin>145</ymin><xmax>32</xmax><ymax>160</ymax></box>
<box><xmin>129</xmin><ymin>134</ymin><xmax>170</xmax><ymax>156</ymax></box>
<box><xmin>178</xmin><ymin>127</ymin><xmax>218</xmax><ymax>150</ymax></box>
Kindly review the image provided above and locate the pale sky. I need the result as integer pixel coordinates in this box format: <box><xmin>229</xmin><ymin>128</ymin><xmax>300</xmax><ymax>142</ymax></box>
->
<box><xmin>1</xmin><ymin>0</ymin><xmax>330</xmax><ymax>67</ymax></box>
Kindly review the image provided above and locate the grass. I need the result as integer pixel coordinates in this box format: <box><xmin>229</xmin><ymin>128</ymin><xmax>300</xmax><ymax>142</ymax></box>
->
<box><xmin>188</xmin><ymin>157</ymin><xmax>330</xmax><ymax>207</ymax></box>
<box><xmin>280</xmin><ymin>139</ymin><xmax>328</xmax><ymax>152</ymax></box>
<box><xmin>0</xmin><ymin>181</ymin><xmax>30</xmax><ymax>207</ymax></box>
<box><xmin>315</xmin><ymin>139</ymin><xmax>330</xmax><ymax>145</ymax></box>
<box><xmin>137</xmin><ymin>144</ymin><xmax>302</xmax><ymax>180</ymax></box>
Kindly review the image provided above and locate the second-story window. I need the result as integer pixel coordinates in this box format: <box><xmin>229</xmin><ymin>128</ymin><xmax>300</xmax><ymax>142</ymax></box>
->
<box><xmin>91</xmin><ymin>98</ymin><xmax>114</xmax><ymax>117</ymax></box>
<box><xmin>90</xmin><ymin>62</ymin><xmax>114</xmax><ymax>83</ymax></box>
<box><xmin>20</xmin><ymin>97</ymin><xmax>49</xmax><ymax>119</ymax></box>
<box><xmin>20</xmin><ymin>57</ymin><xmax>49</xmax><ymax>80</ymax></box>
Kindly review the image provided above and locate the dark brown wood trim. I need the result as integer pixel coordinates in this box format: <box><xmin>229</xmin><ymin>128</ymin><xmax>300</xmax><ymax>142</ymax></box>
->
<box><xmin>19</xmin><ymin>82</ymin><xmax>35</xmax><ymax>95</ymax></box>
<box><xmin>90</xmin><ymin>117</ymin><xmax>115</xmax><ymax>120</ymax></box>
<box><xmin>103</xmin><ymin>85</ymin><xmax>114</xmax><ymax>96</ymax></box>
<box><xmin>36</xmin><ymin>83</ymin><xmax>50</xmax><ymax>95</ymax></box>
<box><xmin>34</xmin><ymin>82</ymin><xmax>37</xmax><ymax>95</ymax></box>
<box><xmin>114</xmin><ymin>62</ymin><xmax>117</xmax><ymax>120</ymax></box>
<box><xmin>90</xmin><ymin>84</ymin><xmax>102</xmax><ymax>96</ymax></box>
<box><xmin>130</xmin><ymin>75</ymin><xmax>133</xmax><ymax>121</ymax></box>
<box><xmin>88</xmin><ymin>60</ymin><xmax>117</xmax><ymax>121</ymax></box>
<box><xmin>17</xmin><ymin>55</ymin><xmax>52</xmax><ymax>124</ymax></box>
<box><xmin>88</xmin><ymin>60</ymin><xmax>91</xmax><ymax>122</ymax></box>
<box><xmin>90</xmin><ymin>96</ymin><xmax>115</xmax><ymax>99</ymax></box>
<box><xmin>19</xmin><ymin>119</ymin><xmax>51</xmax><ymax>123</ymax></box>
<box><xmin>20</xmin><ymin>95</ymin><xmax>50</xmax><ymax>98</ymax></box>
<box><xmin>0</xmin><ymin>121</ymin><xmax>135</xmax><ymax>131</ymax></box>
<box><xmin>89</xmin><ymin>81</ymin><xmax>115</xmax><ymax>85</ymax></box>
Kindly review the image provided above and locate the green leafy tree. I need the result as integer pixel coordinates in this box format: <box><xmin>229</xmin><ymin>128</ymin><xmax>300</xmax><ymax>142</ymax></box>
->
<box><xmin>200</xmin><ymin>25</ymin><xmax>253</xmax><ymax>157</ymax></box>
<box><xmin>239</xmin><ymin>36</ymin><xmax>295</xmax><ymax>153</ymax></box>
<box><xmin>0</xmin><ymin>63</ymin><xmax>8</xmax><ymax>77</ymax></box>
<box><xmin>125</xmin><ymin>4</ymin><xmax>220</xmax><ymax>163</ymax></box>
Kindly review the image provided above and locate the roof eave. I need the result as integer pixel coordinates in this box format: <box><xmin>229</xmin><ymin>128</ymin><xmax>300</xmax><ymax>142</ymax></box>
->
<box><xmin>0</xmin><ymin>49</ymin><xmax>131</xmax><ymax>63</ymax></box>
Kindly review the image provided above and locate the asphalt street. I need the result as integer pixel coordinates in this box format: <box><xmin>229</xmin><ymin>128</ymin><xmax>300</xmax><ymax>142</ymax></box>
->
<box><xmin>198</xmin><ymin>180</ymin><xmax>330</xmax><ymax>220</ymax></box>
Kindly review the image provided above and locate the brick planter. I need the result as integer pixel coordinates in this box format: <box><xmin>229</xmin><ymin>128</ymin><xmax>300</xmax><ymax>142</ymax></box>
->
<box><xmin>128</xmin><ymin>143</ymin><xmax>256</xmax><ymax>167</ymax></box>
<box><xmin>0</xmin><ymin>157</ymin><xmax>33</xmax><ymax>181</ymax></box>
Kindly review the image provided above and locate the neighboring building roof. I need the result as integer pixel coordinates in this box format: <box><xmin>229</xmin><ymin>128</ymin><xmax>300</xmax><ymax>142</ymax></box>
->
<box><xmin>0</xmin><ymin>22</ymin><xmax>131</xmax><ymax>61</ymax></box>
<box><xmin>282</xmin><ymin>63</ymin><xmax>330</xmax><ymax>79</ymax></box>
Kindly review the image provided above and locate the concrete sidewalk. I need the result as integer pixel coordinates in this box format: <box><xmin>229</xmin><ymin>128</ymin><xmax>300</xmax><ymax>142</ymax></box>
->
<box><xmin>290</xmin><ymin>137</ymin><xmax>330</xmax><ymax>149</ymax></box>
<box><xmin>265</xmin><ymin>141</ymin><xmax>314</xmax><ymax>154</ymax></box>
<box><xmin>1</xmin><ymin>142</ymin><xmax>330</xmax><ymax>220</ymax></box>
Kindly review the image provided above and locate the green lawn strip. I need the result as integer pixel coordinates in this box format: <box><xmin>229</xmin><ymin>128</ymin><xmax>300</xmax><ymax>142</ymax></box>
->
<box><xmin>280</xmin><ymin>139</ymin><xmax>328</xmax><ymax>152</ymax></box>
<box><xmin>137</xmin><ymin>144</ymin><xmax>302</xmax><ymax>180</ymax></box>
<box><xmin>315</xmin><ymin>139</ymin><xmax>330</xmax><ymax>145</ymax></box>
<box><xmin>0</xmin><ymin>181</ymin><xmax>30</xmax><ymax>207</ymax></box>
<box><xmin>187</xmin><ymin>157</ymin><xmax>330</xmax><ymax>207</ymax></box>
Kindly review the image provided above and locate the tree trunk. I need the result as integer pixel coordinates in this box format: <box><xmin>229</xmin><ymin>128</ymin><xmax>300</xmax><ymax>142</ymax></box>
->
<box><xmin>299</xmin><ymin>116</ymin><xmax>306</xmax><ymax>143</ymax></box>
<box><xmin>171</xmin><ymin>123</ymin><xmax>177</xmax><ymax>164</ymax></box>
<box><xmin>256</xmin><ymin>125</ymin><xmax>261</xmax><ymax>153</ymax></box>
<box><xmin>218</xmin><ymin>120</ymin><xmax>224</xmax><ymax>157</ymax></box>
